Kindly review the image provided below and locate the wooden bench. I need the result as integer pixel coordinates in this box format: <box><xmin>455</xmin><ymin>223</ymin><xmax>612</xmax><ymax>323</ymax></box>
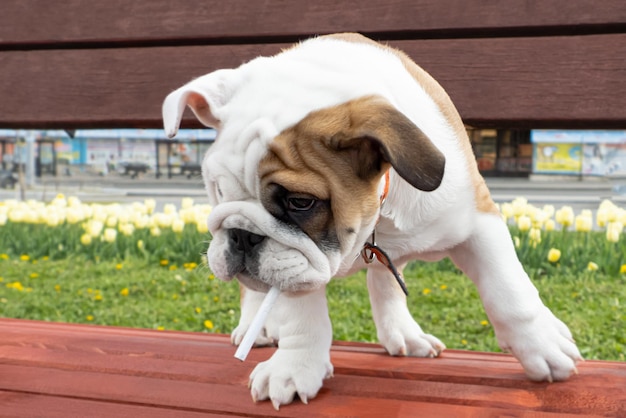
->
<box><xmin>1</xmin><ymin>318</ymin><xmax>625</xmax><ymax>417</ymax></box>
<box><xmin>1</xmin><ymin>1</ymin><xmax>625</xmax><ymax>416</ymax></box>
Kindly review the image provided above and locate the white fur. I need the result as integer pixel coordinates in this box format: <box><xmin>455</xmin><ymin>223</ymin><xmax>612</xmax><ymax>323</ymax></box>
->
<box><xmin>247</xmin><ymin>287</ymin><xmax>333</xmax><ymax>408</ymax></box>
<box><xmin>206</xmin><ymin>201</ymin><xmax>336</xmax><ymax>291</ymax></box>
<box><xmin>162</xmin><ymin>35</ymin><xmax>581</xmax><ymax>409</ymax></box>
<box><xmin>448</xmin><ymin>213</ymin><xmax>581</xmax><ymax>381</ymax></box>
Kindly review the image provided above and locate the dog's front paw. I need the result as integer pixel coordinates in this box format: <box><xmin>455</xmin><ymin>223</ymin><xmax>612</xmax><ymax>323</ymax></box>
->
<box><xmin>378</xmin><ymin>317</ymin><xmax>445</xmax><ymax>358</ymax></box>
<box><xmin>249</xmin><ymin>348</ymin><xmax>333</xmax><ymax>409</ymax></box>
<box><xmin>498</xmin><ymin>307</ymin><xmax>582</xmax><ymax>382</ymax></box>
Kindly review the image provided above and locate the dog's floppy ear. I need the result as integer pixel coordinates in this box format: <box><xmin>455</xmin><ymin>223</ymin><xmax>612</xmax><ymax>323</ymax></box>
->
<box><xmin>162</xmin><ymin>69</ymin><xmax>237</xmax><ymax>138</ymax></box>
<box><xmin>325</xmin><ymin>96</ymin><xmax>446</xmax><ymax>192</ymax></box>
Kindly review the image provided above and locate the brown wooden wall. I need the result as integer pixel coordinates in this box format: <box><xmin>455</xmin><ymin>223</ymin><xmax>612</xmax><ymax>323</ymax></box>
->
<box><xmin>1</xmin><ymin>0</ymin><xmax>625</xmax><ymax>129</ymax></box>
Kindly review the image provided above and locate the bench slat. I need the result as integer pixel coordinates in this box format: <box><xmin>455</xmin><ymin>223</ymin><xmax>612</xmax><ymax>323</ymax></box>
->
<box><xmin>1</xmin><ymin>34</ymin><xmax>623</xmax><ymax>129</ymax></box>
<box><xmin>0</xmin><ymin>390</ymin><xmax>223</xmax><ymax>418</ymax></box>
<box><xmin>1</xmin><ymin>0</ymin><xmax>625</xmax><ymax>47</ymax></box>
<box><xmin>1</xmin><ymin>319</ymin><xmax>625</xmax><ymax>416</ymax></box>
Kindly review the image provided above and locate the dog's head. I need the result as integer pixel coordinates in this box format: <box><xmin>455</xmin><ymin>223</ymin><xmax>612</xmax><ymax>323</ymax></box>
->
<box><xmin>162</xmin><ymin>36</ymin><xmax>445</xmax><ymax>293</ymax></box>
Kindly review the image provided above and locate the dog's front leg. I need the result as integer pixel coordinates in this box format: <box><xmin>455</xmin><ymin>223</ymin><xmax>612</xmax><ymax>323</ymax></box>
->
<box><xmin>367</xmin><ymin>265</ymin><xmax>445</xmax><ymax>357</ymax></box>
<box><xmin>248</xmin><ymin>286</ymin><xmax>333</xmax><ymax>409</ymax></box>
<box><xmin>449</xmin><ymin>212</ymin><xmax>582</xmax><ymax>381</ymax></box>
<box><xmin>231</xmin><ymin>286</ymin><xmax>275</xmax><ymax>347</ymax></box>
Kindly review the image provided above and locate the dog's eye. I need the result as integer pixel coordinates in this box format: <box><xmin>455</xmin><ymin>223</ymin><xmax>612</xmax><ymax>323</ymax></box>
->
<box><xmin>287</xmin><ymin>197</ymin><xmax>316</xmax><ymax>211</ymax></box>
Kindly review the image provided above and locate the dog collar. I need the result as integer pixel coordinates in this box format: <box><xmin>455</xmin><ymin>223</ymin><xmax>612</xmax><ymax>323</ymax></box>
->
<box><xmin>360</xmin><ymin>170</ymin><xmax>409</xmax><ymax>295</ymax></box>
<box><xmin>379</xmin><ymin>169</ymin><xmax>390</xmax><ymax>206</ymax></box>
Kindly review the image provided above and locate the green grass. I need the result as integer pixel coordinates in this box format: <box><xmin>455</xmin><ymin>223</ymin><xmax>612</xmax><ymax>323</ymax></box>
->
<box><xmin>1</xmin><ymin>196</ymin><xmax>624</xmax><ymax>361</ymax></box>
<box><xmin>1</xmin><ymin>256</ymin><xmax>624</xmax><ymax>361</ymax></box>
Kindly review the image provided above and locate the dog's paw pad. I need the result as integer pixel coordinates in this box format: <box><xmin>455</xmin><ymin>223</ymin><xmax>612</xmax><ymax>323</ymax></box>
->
<box><xmin>249</xmin><ymin>349</ymin><xmax>332</xmax><ymax>408</ymax></box>
<box><xmin>384</xmin><ymin>331</ymin><xmax>445</xmax><ymax>358</ymax></box>
<box><xmin>521</xmin><ymin>350</ymin><xmax>580</xmax><ymax>382</ymax></box>
<box><xmin>498</xmin><ymin>308</ymin><xmax>582</xmax><ymax>382</ymax></box>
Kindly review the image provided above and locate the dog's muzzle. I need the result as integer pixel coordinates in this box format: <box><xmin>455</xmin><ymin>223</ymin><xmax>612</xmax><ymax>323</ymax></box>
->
<box><xmin>206</xmin><ymin>202</ymin><xmax>336</xmax><ymax>292</ymax></box>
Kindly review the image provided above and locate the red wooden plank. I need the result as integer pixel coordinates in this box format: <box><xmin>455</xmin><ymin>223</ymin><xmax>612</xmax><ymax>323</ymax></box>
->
<box><xmin>0</xmin><ymin>34</ymin><xmax>624</xmax><ymax>129</ymax></box>
<box><xmin>1</xmin><ymin>0</ymin><xmax>624</xmax><ymax>46</ymax></box>
<box><xmin>0</xmin><ymin>343</ymin><xmax>542</xmax><ymax>394</ymax></box>
<box><xmin>1</xmin><ymin>319</ymin><xmax>625</xmax><ymax>416</ymax></box>
<box><xmin>0</xmin><ymin>321</ymin><xmax>565</xmax><ymax>384</ymax></box>
<box><xmin>0</xmin><ymin>390</ymin><xmax>226</xmax><ymax>418</ymax></box>
<box><xmin>0</xmin><ymin>365</ymin><xmax>594</xmax><ymax>417</ymax></box>
<box><xmin>325</xmin><ymin>374</ymin><xmax>626</xmax><ymax>416</ymax></box>
<box><xmin>2</xmin><ymin>319</ymin><xmax>625</xmax><ymax>384</ymax></box>
<box><xmin>0</xmin><ymin>364</ymin><xmax>257</xmax><ymax>415</ymax></box>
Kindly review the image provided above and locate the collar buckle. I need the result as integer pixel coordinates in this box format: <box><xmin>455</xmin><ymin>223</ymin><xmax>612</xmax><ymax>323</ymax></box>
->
<box><xmin>361</xmin><ymin>230</ymin><xmax>376</xmax><ymax>264</ymax></box>
<box><xmin>361</xmin><ymin>241</ymin><xmax>409</xmax><ymax>296</ymax></box>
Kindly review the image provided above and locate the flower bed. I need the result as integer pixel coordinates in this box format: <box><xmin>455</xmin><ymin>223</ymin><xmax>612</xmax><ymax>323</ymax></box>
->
<box><xmin>0</xmin><ymin>195</ymin><xmax>210</xmax><ymax>266</ymax></box>
<box><xmin>1</xmin><ymin>194</ymin><xmax>624</xmax><ymax>276</ymax></box>
<box><xmin>500</xmin><ymin>198</ymin><xmax>626</xmax><ymax>276</ymax></box>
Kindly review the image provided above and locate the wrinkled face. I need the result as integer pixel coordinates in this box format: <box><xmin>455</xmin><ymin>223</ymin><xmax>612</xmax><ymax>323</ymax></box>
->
<box><xmin>203</xmin><ymin>100</ymin><xmax>387</xmax><ymax>293</ymax></box>
<box><xmin>200</xmin><ymin>95</ymin><xmax>444</xmax><ymax>293</ymax></box>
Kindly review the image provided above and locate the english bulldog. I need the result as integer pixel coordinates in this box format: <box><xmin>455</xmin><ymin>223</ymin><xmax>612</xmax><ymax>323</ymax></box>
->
<box><xmin>162</xmin><ymin>33</ymin><xmax>582</xmax><ymax>409</ymax></box>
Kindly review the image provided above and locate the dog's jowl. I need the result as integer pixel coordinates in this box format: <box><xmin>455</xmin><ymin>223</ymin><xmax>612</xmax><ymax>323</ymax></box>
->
<box><xmin>162</xmin><ymin>33</ymin><xmax>581</xmax><ymax>409</ymax></box>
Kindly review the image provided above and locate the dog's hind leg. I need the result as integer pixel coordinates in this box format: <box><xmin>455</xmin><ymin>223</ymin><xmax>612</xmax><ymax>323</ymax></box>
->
<box><xmin>448</xmin><ymin>212</ymin><xmax>582</xmax><ymax>382</ymax></box>
<box><xmin>367</xmin><ymin>264</ymin><xmax>445</xmax><ymax>357</ymax></box>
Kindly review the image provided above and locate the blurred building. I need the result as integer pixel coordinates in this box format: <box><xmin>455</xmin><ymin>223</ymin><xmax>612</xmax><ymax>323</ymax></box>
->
<box><xmin>468</xmin><ymin>129</ymin><xmax>532</xmax><ymax>177</ymax></box>
<box><xmin>531</xmin><ymin>130</ymin><xmax>626</xmax><ymax>178</ymax></box>
<box><xmin>2</xmin><ymin>128</ymin><xmax>625</xmax><ymax>180</ymax></box>
<box><xmin>0</xmin><ymin>129</ymin><xmax>216</xmax><ymax>178</ymax></box>
<box><xmin>469</xmin><ymin>129</ymin><xmax>626</xmax><ymax>178</ymax></box>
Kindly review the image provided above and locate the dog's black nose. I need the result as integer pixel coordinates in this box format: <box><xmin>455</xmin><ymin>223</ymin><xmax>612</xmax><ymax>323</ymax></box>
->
<box><xmin>228</xmin><ymin>228</ymin><xmax>265</xmax><ymax>252</ymax></box>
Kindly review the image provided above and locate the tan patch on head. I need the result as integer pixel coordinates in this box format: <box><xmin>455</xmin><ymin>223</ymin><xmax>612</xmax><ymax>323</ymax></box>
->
<box><xmin>258</xmin><ymin>94</ymin><xmax>447</xmax><ymax>251</ymax></box>
<box><xmin>323</xmin><ymin>33</ymin><xmax>499</xmax><ymax>215</ymax></box>
<box><xmin>258</xmin><ymin>104</ymin><xmax>382</xmax><ymax>250</ymax></box>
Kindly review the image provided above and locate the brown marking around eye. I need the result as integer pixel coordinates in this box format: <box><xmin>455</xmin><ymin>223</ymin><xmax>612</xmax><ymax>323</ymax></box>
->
<box><xmin>259</xmin><ymin>108</ymin><xmax>383</xmax><ymax>252</ymax></box>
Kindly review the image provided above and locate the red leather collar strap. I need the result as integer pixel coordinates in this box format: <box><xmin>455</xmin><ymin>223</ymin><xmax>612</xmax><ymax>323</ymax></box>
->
<box><xmin>380</xmin><ymin>169</ymin><xmax>390</xmax><ymax>205</ymax></box>
<box><xmin>360</xmin><ymin>169</ymin><xmax>409</xmax><ymax>296</ymax></box>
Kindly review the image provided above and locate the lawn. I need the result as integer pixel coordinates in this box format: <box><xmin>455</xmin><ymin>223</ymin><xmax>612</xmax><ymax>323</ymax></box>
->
<box><xmin>0</xmin><ymin>255</ymin><xmax>624</xmax><ymax>361</ymax></box>
<box><xmin>0</xmin><ymin>194</ymin><xmax>625</xmax><ymax>361</ymax></box>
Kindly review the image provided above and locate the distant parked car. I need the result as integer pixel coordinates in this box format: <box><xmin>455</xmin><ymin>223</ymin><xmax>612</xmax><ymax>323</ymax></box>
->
<box><xmin>118</xmin><ymin>161</ymin><xmax>151</xmax><ymax>179</ymax></box>
<box><xmin>181</xmin><ymin>162</ymin><xmax>202</xmax><ymax>179</ymax></box>
<box><xmin>0</xmin><ymin>169</ymin><xmax>18</xmax><ymax>188</ymax></box>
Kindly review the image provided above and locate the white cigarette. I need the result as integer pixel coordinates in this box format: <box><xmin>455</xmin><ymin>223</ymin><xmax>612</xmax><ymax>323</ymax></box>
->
<box><xmin>234</xmin><ymin>286</ymin><xmax>280</xmax><ymax>361</ymax></box>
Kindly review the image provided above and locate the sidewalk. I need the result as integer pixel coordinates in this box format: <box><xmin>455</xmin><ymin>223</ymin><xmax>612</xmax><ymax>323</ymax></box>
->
<box><xmin>1</xmin><ymin>173</ymin><xmax>625</xmax><ymax>206</ymax></box>
<box><xmin>485</xmin><ymin>176</ymin><xmax>626</xmax><ymax>206</ymax></box>
<box><xmin>0</xmin><ymin>172</ymin><xmax>205</xmax><ymax>200</ymax></box>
